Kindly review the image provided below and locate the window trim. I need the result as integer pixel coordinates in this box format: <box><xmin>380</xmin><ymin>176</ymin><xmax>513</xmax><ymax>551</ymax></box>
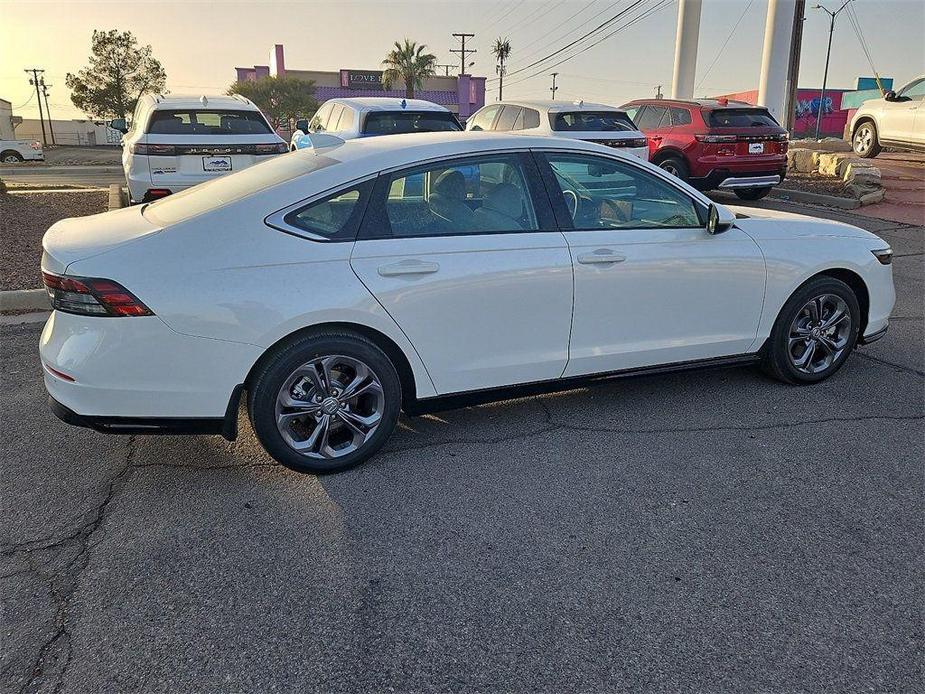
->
<box><xmin>357</xmin><ymin>150</ymin><xmax>558</xmax><ymax>241</ymax></box>
<box><xmin>531</xmin><ymin>149</ymin><xmax>708</xmax><ymax>232</ymax></box>
<box><xmin>264</xmin><ymin>175</ymin><xmax>377</xmax><ymax>242</ymax></box>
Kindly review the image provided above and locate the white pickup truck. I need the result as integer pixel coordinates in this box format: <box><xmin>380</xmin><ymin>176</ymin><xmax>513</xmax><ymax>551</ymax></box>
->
<box><xmin>0</xmin><ymin>140</ymin><xmax>44</xmax><ymax>163</ymax></box>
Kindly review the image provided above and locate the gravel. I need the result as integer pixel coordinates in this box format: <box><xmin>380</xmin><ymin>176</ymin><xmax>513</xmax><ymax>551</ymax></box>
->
<box><xmin>0</xmin><ymin>190</ymin><xmax>108</xmax><ymax>290</ymax></box>
<box><xmin>778</xmin><ymin>172</ymin><xmax>854</xmax><ymax>199</ymax></box>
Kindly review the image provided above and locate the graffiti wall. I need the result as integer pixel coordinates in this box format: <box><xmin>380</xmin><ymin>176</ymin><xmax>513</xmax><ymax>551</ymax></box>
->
<box><xmin>714</xmin><ymin>88</ymin><xmax>850</xmax><ymax>138</ymax></box>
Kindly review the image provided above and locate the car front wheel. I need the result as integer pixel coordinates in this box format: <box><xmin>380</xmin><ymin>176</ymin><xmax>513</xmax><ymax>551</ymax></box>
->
<box><xmin>1</xmin><ymin>150</ymin><xmax>25</xmax><ymax>163</ymax></box>
<box><xmin>761</xmin><ymin>277</ymin><xmax>860</xmax><ymax>384</ymax></box>
<box><xmin>853</xmin><ymin>121</ymin><xmax>882</xmax><ymax>158</ymax></box>
<box><xmin>248</xmin><ymin>332</ymin><xmax>401</xmax><ymax>474</ymax></box>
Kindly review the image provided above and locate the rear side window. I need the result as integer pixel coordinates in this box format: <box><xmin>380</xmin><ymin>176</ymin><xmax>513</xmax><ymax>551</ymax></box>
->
<box><xmin>634</xmin><ymin>105</ymin><xmax>668</xmax><ymax>130</ymax></box>
<box><xmin>147</xmin><ymin>110</ymin><xmax>271</xmax><ymax>135</ymax></box>
<box><xmin>282</xmin><ymin>180</ymin><xmax>373</xmax><ymax>240</ymax></box>
<box><xmin>362</xmin><ymin>111</ymin><xmax>461</xmax><ymax>135</ymax></box>
<box><xmin>707</xmin><ymin>108</ymin><xmax>779</xmax><ymax>127</ymax></box>
<box><xmin>468</xmin><ymin>105</ymin><xmax>501</xmax><ymax>131</ymax></box>
<box><xmin>670</xmin><ymin>107</ymin><xmax>692</xmax><ymax>126</ymax></box>
<box><xmin>551</xmin><ymin>111</ymin><xmax>636</xmax><ymax>132</ymax></box>
<box><xmin>327</xmin><ymin>105</ymin><xmax>345</xmax><ymax>132</ymax></box>
<box><xmin>494</xmin><ymin>106</ymin><xmax>522</xmax><ymax>131</ymax></box>
<box><xmin>522</xmin><ymin>108</ymin><xmax>540</xmax><ymax>129</ymax></box>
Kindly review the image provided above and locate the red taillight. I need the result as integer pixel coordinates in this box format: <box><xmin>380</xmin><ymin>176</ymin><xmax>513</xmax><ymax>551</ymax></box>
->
<box><xmin>144</xmin><ymin>188</ymin><xmax>171</xmax><ymax>201</ymax></box>
<box><xmin>131</xmin><ymin>143</ymin><xmax>175</xmax><ymax>156</ymax></box>
<box><xmin>256</xmin><ymin>142</ymin><xmax>288</xmax><ymax>154</ymax></box>
<box><xmin>31</xmin><ymin>141</ymin><xmax>42</xmax><ymax>150</ymax></box>
<box><xmin>695</xmin><ymin>134</ymin><xmax>738</xmax><ymax>143</ymax></box>
<box><xmin>42</xmin><ymin>272</ymin><xmax>154</xmax><ymax>317</ymax></box>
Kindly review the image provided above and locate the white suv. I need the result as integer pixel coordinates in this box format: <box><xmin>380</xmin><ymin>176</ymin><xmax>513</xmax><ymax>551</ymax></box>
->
<box><xmin>466</xmin><ymin>100</ymin><xmax>649</xmax><ymax>161</ymax></box>
<box><xmin>849</xmin><ymin>76</ymin><xmax>925</xmax><ymax>158</ymax></box>
<box><xmin>112</xmin><ymin>94</ymin><xmax>287</xmax><ymax>203</ymax></box>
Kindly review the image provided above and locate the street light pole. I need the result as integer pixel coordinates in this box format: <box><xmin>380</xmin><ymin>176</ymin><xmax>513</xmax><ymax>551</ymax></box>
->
<box><xmin>813</xmin><ymin>0</ymin><xmax>852</xmax><ymax>139</ymax></box>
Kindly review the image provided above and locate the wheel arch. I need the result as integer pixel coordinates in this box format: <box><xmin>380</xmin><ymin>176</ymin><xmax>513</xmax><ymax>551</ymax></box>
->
<box><xmin>243</xmin><ymin>321</ymin><xmax>423</xmax><ymax>409</ymax></box>
<box><xmin>650</xmin><ymin>147</ymin><xmax>687</xmax><ymax>165</ymax></box>
<box><xmin>851</xmin><ymin>115</ymin><xmax>877</xmax><ymax>138</ymax></box>
<box><xmin>773</xmin><ymin>267</ymin><xmax>871</xmax><ymax>338</ymax></box>
<box><xmin>1</xmin><ymin>148</ymin><xmax>23</xmax><ymax>160</ymax></box>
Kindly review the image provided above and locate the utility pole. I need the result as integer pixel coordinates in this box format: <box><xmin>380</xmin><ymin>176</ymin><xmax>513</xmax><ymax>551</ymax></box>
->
<box><xmin>40</xmin><ymin>78</ymin><xmax>56</xmax><ymax>145</ymax></box>
<box><xmin>785</xmin><ymin>0</ymin><xmax>806</xmax><ymax>132</ymax></box>
<box><xmin>24</xmin><ymin>68</ymin><xmax>48</xmax><ymax>146</ymax></box>
<box><xmin>655</xmin><ymin>84</ymin><xmax>664</xmax><ymax>99</ymax></box>
<box><xmin>450</xmin><ymin>33</ymin><xmax>476</xmax><ymax>75</ymax></box>
<box><xmin>813</xmin><ymin>0</ymin><xmax>853</xmax><ymax>139</ymax></box>
<box><xmin>550</xmin><ymin>73</ymin><xmax>559</xmax><ymax>99</ymax></box>
<box><xmin>437</xmin><ymin>63</ymin><xmax>456</xmax><ymax>77</ymax></box>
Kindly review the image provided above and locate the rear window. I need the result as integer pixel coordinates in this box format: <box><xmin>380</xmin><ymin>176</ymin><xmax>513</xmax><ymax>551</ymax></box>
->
<box><xmin>362</xmin><ymin>111</ymin><xmax>462</xmax><ymax>136</ymax></box>
<box><xmin>551</xmin><ymin>111</ymin><xmax>636</xmax><ymax>132</ymax></box>
<box><xmin>707</xmin><ymin>108</ymin><xmax>779</xmax><ymax>128</ymax></box>
<box><xmin>147</xmin><ymin>109</ymin><xmax>272</xmax><ymax>135</ymax></box>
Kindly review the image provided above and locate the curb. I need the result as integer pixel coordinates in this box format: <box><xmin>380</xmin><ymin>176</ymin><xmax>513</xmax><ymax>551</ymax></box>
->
<box><xmin>108</xmin><ymin>184</ymin><xmax>128</xmax><ymax>210</ymax></box>
<box><xmin>0</xmin><ymin>288</ymin><xmax>48</xmax><ymax>311</ymax></box>
<box><xmin>0</xmin><ymin>311</ymin><xmax>50</xmax><ymax>326</ymax></box>
<box><xmin>770</xmin><ymin>188</ymin><xmax>861</xmax><ymax>210</ymax></box>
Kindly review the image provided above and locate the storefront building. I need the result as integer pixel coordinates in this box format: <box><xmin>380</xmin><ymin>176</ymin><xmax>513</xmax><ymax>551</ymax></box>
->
<box><xmin>235</xmin><ymin>45</ymin><xmax>486</xmax><ymax>120</ymax></box>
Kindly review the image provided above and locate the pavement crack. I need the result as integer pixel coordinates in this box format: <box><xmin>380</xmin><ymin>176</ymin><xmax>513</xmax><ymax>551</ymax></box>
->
<box><xmin>855</xmin><ymin>352</ymin><xmax>925</xmax><ymax>377</ymax></box>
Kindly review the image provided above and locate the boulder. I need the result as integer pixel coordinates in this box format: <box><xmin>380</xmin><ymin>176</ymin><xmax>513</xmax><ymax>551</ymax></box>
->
<box><xmin>844</xmin><ymin>162</ymin><xmax>882</xmax><ymax>185</ymax></box>
<box><xmin>859</xmin><ymin>188</ymin><xmax>886</xmax><ymax>205</ymax></box>
<box><xmin>790</xmin><ymin>148</ymin><xmax>817</xmax><ymax>173</ymax></box>
<box><xmin>816</xmin><ymin>152</ymin><xmax>847</xmax><ymax>176</ymax></box>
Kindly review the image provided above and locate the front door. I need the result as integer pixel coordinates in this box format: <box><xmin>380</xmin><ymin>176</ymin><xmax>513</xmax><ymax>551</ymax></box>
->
<box><xmin>350</xmin><ymin>152</ymin><xmax>573</xmax><ymax>395</ymax></box>
<box><xmin>537</xmin><ymin>151</ymin><xmax>766</xmax><ymax>377</ymax></box>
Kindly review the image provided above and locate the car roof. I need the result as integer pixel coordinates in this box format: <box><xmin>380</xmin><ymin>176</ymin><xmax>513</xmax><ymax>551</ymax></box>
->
<box><xmin>143</xmin><ymin>94</ymin><xmax>258</xmax><ymax>110</ymax></box>
<box><xmin>324</xmin><ymin>97</ymin><xmax>450</xmax><ymax>113</ymax></box>
<box><xmin>622</xmin><ymin>97</ymin><xmax>756</xmax><ymax>110</ymax></box>
<box><xmin>492</xmin><ymin>99</ymin><xmax>627</xmax><ymax>113</ymax></box>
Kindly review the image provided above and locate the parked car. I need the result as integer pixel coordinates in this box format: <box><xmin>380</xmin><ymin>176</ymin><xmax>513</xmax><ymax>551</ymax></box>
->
<box><xmin>0</xmin><ymin>139</ymin><xmax>44</xmax><ymax>163</ymax></box>
<box><xmin>290</xmin><ymin>97</ymin><xmax>462</xmax><ymax>150</ymax></box>
<box><xmin>466</xmin><ymin>99</ymin><xmax>649</xmax><ymax>161</ymax></box>
<box><xmin>41</xmin><ymin>132</ymin><xmax>894</xmax><ymax>474</ymax></box>
<box><xmin>621</xmin><ymin>98</ymin><xmax>789</xmax><ymax>200</ymax></box>
<box><xmin>110</xmin><ymin>94</ymin><xmax>287</xmax><ymax>203</ymax></box>
<box><xmin>849</xmin><ymin>75</ymin><xmax>925</xmax><ymax>158</ymax></box>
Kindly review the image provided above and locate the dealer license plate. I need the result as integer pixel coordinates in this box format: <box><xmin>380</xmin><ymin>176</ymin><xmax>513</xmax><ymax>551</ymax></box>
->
<box><xmin>202</xmin><ymin>156</ymin><xmax>232</xmax><ymax>172</ymax></box>
<box><xmin>748</xmin><ymin>142</ymin><xmax>765</xmax><ymax>154</ymax></box>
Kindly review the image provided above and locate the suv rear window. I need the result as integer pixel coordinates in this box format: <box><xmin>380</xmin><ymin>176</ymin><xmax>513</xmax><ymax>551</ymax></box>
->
<box><xmin>707</xmin><ymin>108</ymin><xmax>779</xmax><ymax>128</ymax></box>
<box><xmin>147</xmin><ymin>110</ymin><xmax>272</xmax><ymax>135</ymax></box>
<box><xmin>362</xmin><ymin>111</ymin><xmax>462</xmax><ymax>136</ymax></box>
<box><xmin>551</xmin><ymin>111</ymin><xmax>636</xmax><ymax>132</ymax></box>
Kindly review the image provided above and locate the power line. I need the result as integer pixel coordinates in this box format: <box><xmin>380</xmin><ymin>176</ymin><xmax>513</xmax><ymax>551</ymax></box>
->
<box><xmin>495</xmin><ymin>0</ymin><xmax>561</xmax><ymax>39</ymax></box>
<box><xmin>507</xmin><ymin>1</ymin><xmax>618</xmax><ymax>68</ymax></box>
<box><xmin>695</xmin><ymin>0</ymin><xmax>755</xmax><ymax>93</ymax></box>
<box><xmin>491</xmin><ymin>0</ymin><xmax>529</xmax><ymax>31</ymax></box>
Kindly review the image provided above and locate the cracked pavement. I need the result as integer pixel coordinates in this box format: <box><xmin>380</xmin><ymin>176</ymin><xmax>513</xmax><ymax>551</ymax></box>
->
<box><xmin>1</xmin><ymin>201</ymin><xmax>922</xmax><ymax>693</ymax></box>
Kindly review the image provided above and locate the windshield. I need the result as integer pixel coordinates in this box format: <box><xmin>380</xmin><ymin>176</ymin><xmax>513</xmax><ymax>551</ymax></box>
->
<box><xmin>707</xmin><ymin>108</ymin><xmax>779</xmax><ymax>128</ymax></box>
<box><xmin>142</xmin><ymin>152</ymin><xmax>341</xmax><ymax>226</ymax></box>
<box><xmin>362</xmin><ymin>111</ymin><xmax>462</xmax><ymax>136</ymax></box>
<box><xmin>147</xmin><ymin>109</ymin><xmax>272</xmax><ymax>135</ymax></box>
<box><xmin>551</xmin><ymin>111</ymin><xmax>636</xmax><ymax>132</ymax></box>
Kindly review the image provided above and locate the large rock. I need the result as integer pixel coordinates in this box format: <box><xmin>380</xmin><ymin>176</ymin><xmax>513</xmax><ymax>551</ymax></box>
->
<box><xmin>789</xmin><ymin>148</ymin><xmax>817</xmax><ymax>173</ymax></box>
<box><xmin>844</xmin><ymin>162</ymin><xmax>882</xmax><ymax>185</ymax></box>
<box><xmin>790</xmin><ymin>137</ymin><xmax>852</xmax><ymax>152</ymax></box>
<box><xmin>817</xmin><ymin>152</ymin><xmax>851</xmax><ymax>177</ymax></box>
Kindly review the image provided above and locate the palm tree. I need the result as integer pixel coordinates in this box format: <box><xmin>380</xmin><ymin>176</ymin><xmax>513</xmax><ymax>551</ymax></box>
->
<box><xmin>382</xmin><ymin>39</ymin><xmax>438</xmax><ymax>99</ymax></box>
<box><xmin>492</xmin><ymin>37</ymin><xmax>511</xmax><ymax>101</ymax></box>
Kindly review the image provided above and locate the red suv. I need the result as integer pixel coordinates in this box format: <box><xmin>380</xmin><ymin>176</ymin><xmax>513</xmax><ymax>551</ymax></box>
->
<box><xmin>620</xmin><ymin>98</ymin><xmax>788</xmax><ymax>200</ymax></box>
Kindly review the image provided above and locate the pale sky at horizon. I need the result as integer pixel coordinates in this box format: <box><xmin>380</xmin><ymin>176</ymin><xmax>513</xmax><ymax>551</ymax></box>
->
<box><xmin>1</xmin><ymin>0</ymin><xmax>923</xmax><ymax>122</ymax></box>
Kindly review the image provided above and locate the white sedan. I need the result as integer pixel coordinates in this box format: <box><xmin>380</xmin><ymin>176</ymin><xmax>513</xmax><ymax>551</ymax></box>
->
<box><xmin>40</xmin><ymin>132</ymin><xmax>895</xmax><ymax>473</ymax></box>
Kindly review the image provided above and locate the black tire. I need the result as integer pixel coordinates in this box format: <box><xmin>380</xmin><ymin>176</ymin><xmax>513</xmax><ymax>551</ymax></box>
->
<box><xmin>734</xmin><ymin>186</ymin><xmax>772</xmax><ymax>201</ymax></box>
<box><xmin>656</xmin><ymin>155</ymin><xmax>689</xmax><ymax>181</ymax></box>
<box><xmin>1</xmin><ymin>150</ymin><xmax>24</xmax><ymax>163</ymax></box>
<box><xmin>852</xmin><ymin>120</ymin><xmax>882</xmax><ymax>158</ymax></box>
<box><xmin>248</xmin><ymin>331</ymin><xmax>401</xmax><ymax>474</ymax></box>
<box><xmin>761</xmin><ymin>276</ymin><xmax>860</xmax><ymax>384</ymax></box>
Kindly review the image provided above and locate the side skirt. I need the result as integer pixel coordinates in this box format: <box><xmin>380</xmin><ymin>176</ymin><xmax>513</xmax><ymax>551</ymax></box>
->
<box><xmin>405</xmin><ymin>353</ymin><xmax>762</xmax><ymax>415</ymax></box>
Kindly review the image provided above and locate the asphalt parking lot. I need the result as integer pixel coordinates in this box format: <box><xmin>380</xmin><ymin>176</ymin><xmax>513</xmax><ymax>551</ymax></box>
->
<box><xmin>2</xmin><ymin>200</ymin><xmax>922</xmax><ymax>693</ymax></box>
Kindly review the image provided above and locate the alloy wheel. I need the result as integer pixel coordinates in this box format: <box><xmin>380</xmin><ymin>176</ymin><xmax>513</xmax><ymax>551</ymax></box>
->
<box><xmin>275</xmin><ymin>355</ymin><xmax>384</xmax><ymax>459</ymax></box>
<box><xmin>854</xmin><ymin>126</ymin><xmax>873</xmax><ymax>154</ymax></box>
<box><xmin>2</xmin><ymin>155</ymin><xmax>20</xmax><ymax>163</ymax></box>
<box><xmin>787</xmin><ymin>294</ymin><xmax>852</xmax><ymax>375</ymax></box>
<box><xmin>659</xmin><ymin>161</ymin><xmax>680</xmax><ymax>177</ymax></box>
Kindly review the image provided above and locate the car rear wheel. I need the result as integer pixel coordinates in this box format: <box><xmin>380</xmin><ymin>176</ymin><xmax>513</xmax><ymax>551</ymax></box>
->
<box><xmin>761</xmin><ymin>277</ymin><xmax>860</xmax><ymax>384</ymax></box>
<box><xmin>656</xmin><ymin>155</ymin><xmax>689</xmax><ymax>181</ymax></box>
<box><xmin>734</xmin><ymin>186</ymin><xmax>772</xmax><ymax>201</ymax></box>
<box><xmin>852</xmin><ymin>121</ymin><xmax>881</xmax><ymax>158</ymax></box>
<box><xmin>1</xmin><ymin>150</ymin><xmax>24</xmax><ymax>163</ymax></box>
<box><xmin>248</xmin><ymin>332</ymin><xmax>401</xmax><ymax>474</ymax></box>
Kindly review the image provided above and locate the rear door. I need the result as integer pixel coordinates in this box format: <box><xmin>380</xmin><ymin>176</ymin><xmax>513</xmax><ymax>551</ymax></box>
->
<box><xmin>350</xmin><ymin>152</ymin><xmax>573</xmax><ymax>394</ymax></box>
<box><xmin>882</xmin><ymin>78</ymin><xmax>925</xmax><ymax>143</ymax></box>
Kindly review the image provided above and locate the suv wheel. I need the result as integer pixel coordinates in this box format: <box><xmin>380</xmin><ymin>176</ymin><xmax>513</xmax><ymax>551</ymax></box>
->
<box><xmin>248</xmin><ymin>332</ymin><xmax>401</xmax><ymax>474</ymax></box>
<box><xmin>761</xmin><ymin>277</ymin><xmax>860</xmax><ymax>384</ymax></box>
<box><xmin>734</xmin><ymin>186</ymin><xmax>772</xmax><ymax>201</ymax></box>
<box><xmin>1</xmin><ymin>150</ymin><xmax>24</xmax><ymax>163</ymax></box>
<box><xmin>852</xmin><ymin>121</ymin><xmax>881</xmax><ymax>158</ymax></box>
<box><xmin>657</xmin><ymin>155</ymin><xmax>689</xmax><ymax>181</ymax></box>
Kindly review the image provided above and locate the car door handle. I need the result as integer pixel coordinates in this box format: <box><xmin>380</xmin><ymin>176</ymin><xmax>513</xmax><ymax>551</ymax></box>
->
<box><xmin>377</xmin><ymin>260</ymin><xmax>440</xmax><ymax>277</ymax></box>
<box><xmin>651</xmin><ymin>136</ymin><xmax>662</xmax><ymax>142</ymax></box>
<box><xmin>577</xmin><ymin>250</ymin><xmax>626</xmax><ymax>265</ymax></box>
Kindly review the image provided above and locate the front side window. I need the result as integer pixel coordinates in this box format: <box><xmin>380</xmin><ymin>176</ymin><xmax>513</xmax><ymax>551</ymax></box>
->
<box><xmin>368</xmin><ymin>154</ymin><xmax>539</xmax><ymax>238</ymax></box>
<box><xmin>281</xmin><ymin>181</ymin><xmax>372</xmax><ymax>240</ymax></box>
<box><xmin>898</xmin><ymin>78</ymin><xmax>925</xmax><ymax>101</ymax></box>
<box><xmin>362</xmin><ymin>111</ymin><xmax>462</xmax><ymax>135</ymax></box>
<box><xmin>468</xmin><ymin>105</ymin><xmax>501</xmax><ymax>131</ymax></box>
<box><xmin>326</xmin><ymin>105</ymin><xmax>345</xmax><ymax>132</ymax></box>
<box><xmin>551</xmin><ymin>111</ymin><xmax>636</xmax><ymax>132</ymax></box>
<box><xmin>308</xmin><ymin>103</ymin><xmax>332</xmax><ymax>132</ymax></box>
<box><xmin>542</xmin><ymin>153</ymin><xmax>702</xmax><ymax>230</ymax></box>
<box><xmin>146</xmin><ymin>109</ymin><xmax>272</xmax><ymax>135</ymax></box>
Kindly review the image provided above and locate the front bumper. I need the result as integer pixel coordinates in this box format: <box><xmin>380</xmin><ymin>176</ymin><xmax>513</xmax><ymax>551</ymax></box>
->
<box><xmin>859</xmin><ymin>323</ymin><xmax>889</xmax><ymax>345</ymax></box>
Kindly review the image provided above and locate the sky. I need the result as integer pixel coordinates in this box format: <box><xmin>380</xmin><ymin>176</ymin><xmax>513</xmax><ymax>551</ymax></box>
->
<box><xmin>1</xmin><ymin>0</ymin><xmax>923</xmax><ymax>121</ymax></box>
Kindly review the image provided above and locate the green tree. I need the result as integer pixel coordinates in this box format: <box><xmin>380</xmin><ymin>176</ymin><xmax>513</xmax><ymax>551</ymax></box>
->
<box><xmin>65</xmin><ymin>30</ymin><xmax>167</xmax><ymax>120</ymax></box>
<box><xmin>228</xmin><ymin>76</ymin><xmax>318</xmax><ymax>130</ymax></box>
<box><xmin>492</xmin><ymin>37</ymin><xmax>512</xmax><ymax>101</ymax></box>
<box><xmin>382</xmin><ymin>39</ymin><xmax>437</xmax><ymax>99</ymax></box>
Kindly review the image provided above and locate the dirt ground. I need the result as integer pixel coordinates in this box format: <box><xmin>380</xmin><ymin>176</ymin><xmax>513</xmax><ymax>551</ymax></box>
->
<box><xmin>0</xmin><ymin>190</ymin><xmax>108</xmax><ymax>290</ymax></box>
<box><xmin>777</xmin><ymin>172</ymin><xmax>854</xmax><ymax>198</ymax></box>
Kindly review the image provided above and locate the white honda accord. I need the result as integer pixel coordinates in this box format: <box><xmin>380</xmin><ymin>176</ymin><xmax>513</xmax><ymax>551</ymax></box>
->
<box><xmin>40</xmin><ymin>132</ymin><xmax>895</xmax><ymax>473</ymax></box>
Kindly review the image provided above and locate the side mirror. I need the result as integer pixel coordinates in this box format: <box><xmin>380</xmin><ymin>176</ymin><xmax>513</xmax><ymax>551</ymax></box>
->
<box><xmin>295</xmin><ymin>119</ymin><xmax>309</xmax><ymax>133</ymax></box>
<box><xmin>883</xmin><ymin>90</ymin><xmax>897</xmax><ymax>102</ymax></box>
<box><xmin>706</xmin><ymin>203</ymin><xmax>735</xmax><ymax>235</ymax></box>
<box><xmin>110</xmin><ymin>118</ymin><xmax>128</xmax><ymax>134</ymax></box>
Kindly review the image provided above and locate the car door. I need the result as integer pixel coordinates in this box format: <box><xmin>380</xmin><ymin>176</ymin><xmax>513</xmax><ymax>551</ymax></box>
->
<box><xmin>535</xmin><ymin>150</ymin><xmax>766</xmax><ymax>377</ymax></box>
<box><xmin>883</xmin><ymin>78</ymin><xmax>925</xmax><ymax>144</ymax></box>
<box><xmin>350</xmin><ymin>152</ymin><xmax>573</xmax><ymax>395</ymax></box>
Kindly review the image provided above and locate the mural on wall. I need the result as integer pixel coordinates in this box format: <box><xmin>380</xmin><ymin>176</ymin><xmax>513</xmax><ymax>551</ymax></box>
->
<box><xmin>795</xmin><ymin>96</ymin><xmax>834</xmax><ymax>120</ymax></box>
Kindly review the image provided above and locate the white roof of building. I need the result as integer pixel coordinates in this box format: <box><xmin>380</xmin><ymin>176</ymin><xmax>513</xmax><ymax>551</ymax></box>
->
<box><xmin>324</xmin><ymin>97</ymin><xmax>450</xmax><ymax>112</ymax></box>
<box><xmin>496</xmin><ymin>99</ymin><xmax>627</xmax><ymax>113</ymax></box>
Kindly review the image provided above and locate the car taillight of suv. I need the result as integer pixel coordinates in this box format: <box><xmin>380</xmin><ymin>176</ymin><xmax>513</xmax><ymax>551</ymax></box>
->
<box><xmin>621</xmin><ymin>98</ymin><xmax>789</xmax><ymax>201</ymax></box>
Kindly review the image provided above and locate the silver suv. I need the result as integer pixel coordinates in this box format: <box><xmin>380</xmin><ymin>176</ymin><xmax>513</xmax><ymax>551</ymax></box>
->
<box><xmin>849</xmin><ymin>76</ymin><xmax>925</xmax><ymax>158</ymax></box>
